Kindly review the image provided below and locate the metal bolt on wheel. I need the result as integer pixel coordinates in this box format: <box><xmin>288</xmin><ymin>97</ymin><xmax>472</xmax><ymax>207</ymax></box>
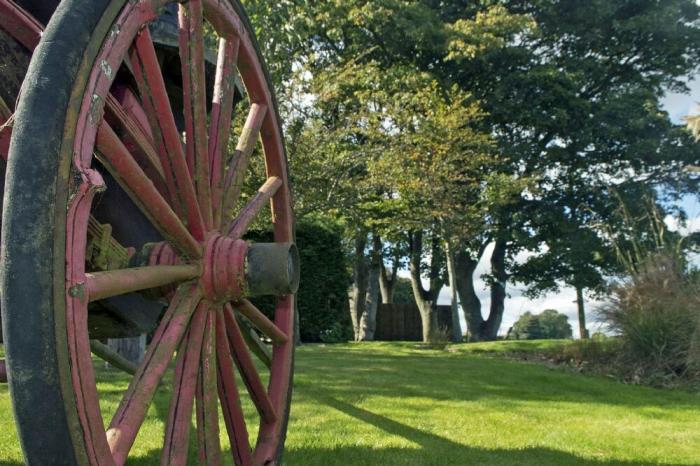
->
<box><xmin>1</xmin><ymin>1</ymin><xmax>297</xmax><ymax>465</ymax></box>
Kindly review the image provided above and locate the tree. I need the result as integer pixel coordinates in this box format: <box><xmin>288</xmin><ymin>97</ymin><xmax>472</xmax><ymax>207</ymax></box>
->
<box><xmin>359</xmin><ymin>234</ymin><xmax>382</xmax><ymax>341</ymax></box>
<box><xmin>245</xmin><ymin>0</ymin><xmax>700</xmax><ymax>344</ymax></box>
<box><xmin>511</xmin><ymin>186</ymin><xmax>622</xmax><ymax>339</ymax></box>
<box><xmin>368</xmin><ymin>72</ymin><xmax>503</xmax><ymax>342</ymax></box>
<box><xmin>437</xmin><ymin>0</ymin><xmax>700</xmax><ymax>340</ymax></box>
<box><xmin>538</xmin><ymin>309</ymin><xmax>574</xmax><ymax>340</ymax></box>
<box><xmin>511</xmin><ymin>312</ymin><xmax>543</xmax><ymax>341</ymax></box>
<box><xmin>510</xmin><ymin>309</ymin><xmax>572</xmax><ymax>340</ymax></box>
<box><xmin>408</xmin><ymin>230</ymin><xmax>446</xmax><ymax>342</ymax></box>
<box><xmin>379</xmin><ymin>247</ymin><xmax>401</xmax><ymax>304</ymax></box>
<box><xmin>445</xmin><ymin>240</ymin><xmax>463</xmax><ymax>342</ymax></box>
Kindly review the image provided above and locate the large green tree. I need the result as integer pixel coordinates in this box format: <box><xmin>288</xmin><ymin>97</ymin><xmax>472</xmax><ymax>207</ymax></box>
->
<box><xmin>436</xmin><ymin>0</ymin><xmax>700</xmax><ymax>340</ymax></box>
<box><xmin>242</xmin><ymin>1</ymin><xmax>508</xmax><ymax>342</ymax></box>
<box><xmin>244</xmin><ymin>0</ymin><xmax>700</xmax><ymax>343</ymax></box>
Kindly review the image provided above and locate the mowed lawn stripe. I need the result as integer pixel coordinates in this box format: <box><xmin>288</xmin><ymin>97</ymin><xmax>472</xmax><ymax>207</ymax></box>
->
<box><xmin>1</xmin><ymin>342</ymin><xmax>698</xmax><ymax>465</ymax></box>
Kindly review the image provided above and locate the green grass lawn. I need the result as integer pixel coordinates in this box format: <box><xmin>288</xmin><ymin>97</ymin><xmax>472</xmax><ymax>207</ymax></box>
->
<box><xmin>2</xmin><ymin>341</ymin><xmax>699</xmax><ymax>465</ymax></box>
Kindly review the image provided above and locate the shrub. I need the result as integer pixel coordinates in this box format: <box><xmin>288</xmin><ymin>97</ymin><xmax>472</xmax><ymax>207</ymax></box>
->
<box><xmin>544</xmin><ymin>338</ymin><xmax>621</xmax><ymax>367</ymax></box>
<box><xmin>319</xmin><ymin>322</ymin><xmax>349</xmax><ymax>343</ymax></box>
<box><xmin>599</xmin><ymin>254</ymin><xmax>700</xmax><ymax>380</ymax></box>
<box><xmin>510</xmin><ymin>309</ymin><xmax>573</xmax><ymax>340</ymax></box>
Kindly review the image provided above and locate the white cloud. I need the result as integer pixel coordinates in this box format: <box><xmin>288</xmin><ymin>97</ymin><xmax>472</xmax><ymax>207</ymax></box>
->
<box><xmin>665</xmin><ymin>214</ymin><xmax>700</xmax><ymax>235</ymax></box>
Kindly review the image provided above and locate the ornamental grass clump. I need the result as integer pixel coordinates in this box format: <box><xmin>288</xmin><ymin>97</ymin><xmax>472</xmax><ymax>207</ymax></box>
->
<box><xmin>599</xmin><ymin>254</ymin><xmax>700</xmax><ymax>385</ymax></box>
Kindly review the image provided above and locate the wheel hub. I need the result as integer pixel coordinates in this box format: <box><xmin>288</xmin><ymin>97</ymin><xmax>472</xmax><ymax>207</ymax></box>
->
<box><xmin>201</xmin><ymin>234</ymin><xmax>248</xmax><ymax>302</ymax></box>
<box><xmin>149</xmin><ymin>235</ymin><xmax>301</xmax><ymax>303</ymax></box>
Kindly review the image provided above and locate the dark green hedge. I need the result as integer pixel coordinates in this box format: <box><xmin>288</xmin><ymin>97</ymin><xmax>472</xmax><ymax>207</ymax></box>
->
<box><xmin>247</xmin><ymin>220</ymin><xmax>352</xmax><ymax>342</ymax></box>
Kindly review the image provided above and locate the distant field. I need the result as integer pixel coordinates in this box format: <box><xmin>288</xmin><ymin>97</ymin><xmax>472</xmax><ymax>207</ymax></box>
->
<box><xmin>2</xmin><ymin>341</ymin><xmax>699</xmax><ymax>465</ymax></box>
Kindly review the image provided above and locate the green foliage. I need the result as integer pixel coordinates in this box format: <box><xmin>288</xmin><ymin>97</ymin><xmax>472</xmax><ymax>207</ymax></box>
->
<box><xmin>319</xmin><ymin>321</ymin><xmax>349</xmax><ymax>344</ymax></box>
<box><xmin>538</xmin><ymin>309</ymin><xmax>574</xmax><ymax>340</ymax></box>
<box><xmin>248</xmin><ymin>220</ymin><xmax>352</xmax><ymax>343</ymax></box>
<box><xmin>392</xmin><ymin>277</ymin><xmax>416</xmax><ymax>305</ymax></box>
<box><xmin>295</xmin><ymin>221</ymin><xmax>354</xmax><ymax>343</ymax></box>
<box><xmin>595</xmin><ymin>197</ymin><xmax>700</xmax><ymax>384</ymax></box>
<box><xmin>448</xmin><ymin>0</ymin><xmax>700</xmax><ymax>313</ymax></box>
<box><xmin>510</xmin><ymin>312</ymin><xmax>542</xmax><ymax>340</ymax></box>
<box><xmin>446</xmin><ymin>5</ymin><xmax>536</xmax><ymax>60</ymax></box>
<box><xmin>543</xmin><ymin>338</ymin><xmax>622</xmax><ymax>369</ymax></box>
<box><xmin>511</xmin><ymin>310</ymin><xmax>573</xmax><ymax>340</ymax></box>
<box><xmin>241</xmin><ymin>0</ymin><xmax>700</xmax><ymax>344</ymax></box>
<box><xmin>603</xmin><ymin>193</ymin><xmax>699</xmax><ymax>276</ymax></box>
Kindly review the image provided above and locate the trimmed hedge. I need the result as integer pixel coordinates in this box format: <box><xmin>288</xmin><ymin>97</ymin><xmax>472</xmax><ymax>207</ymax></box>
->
<box><xmin>247</xmin><ymin>220</ymin><xmax>352</xmax><ymax>342</ymax></box>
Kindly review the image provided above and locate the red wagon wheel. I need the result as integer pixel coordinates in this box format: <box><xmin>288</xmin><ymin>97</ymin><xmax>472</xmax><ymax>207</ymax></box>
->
<box><xmin>2</xmin><ymin>1</ymin><xmax>297</xmax><ymax>465</ymax></box>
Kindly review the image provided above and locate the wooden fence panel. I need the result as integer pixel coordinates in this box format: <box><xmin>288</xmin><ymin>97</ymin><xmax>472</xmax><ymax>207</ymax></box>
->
<box><xmin>375</xmin><ymin>304</ymin><xmax>452</xmax><ymax>341</ymax></box>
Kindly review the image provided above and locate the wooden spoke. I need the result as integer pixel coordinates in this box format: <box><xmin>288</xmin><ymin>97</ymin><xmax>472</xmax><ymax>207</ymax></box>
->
<box><xmin>226</xmin><ymin>177</ymin><xmax>282</xmax><ymax>239</ymax></box>
<box><xmin>252</xmin><ymin>296</ymin><xmax>295</xmax><ymax>465</ymax></box>
<box><xmin>162</xmin><ymin>304</ymin><xmax>208</xmax><ymax>466</ymax></box>
<box><xmin>224</xmin><ymin>304</ymin><xmax>276</xmax><ymax>424</ymax></box>
<box><xmin>0</xmin><ymin>0</ymin><xmax>42</xmax><ymax>51</ymax></box>
<box><xmin>107</xmin><ymin>286</ymin><xmax>201</xmax><ymax>466</ymax></box>
<box><xmin>95</xmin><ymin>122</ymin><xmax>202</xmax><ymax>259</ymax></box>
<box><xmin>0</xmin><ymin>95</ymin><xmax>10</xmax><ymax>120</ymax></box>
<box><xmin>216</xmin><ymin>311</ymin><xmax>252</xmax><ymax>466</ymax></box>
<box><xmin>237</xmin><ymin>315</ymin><xmax>272</xmax><ymax>369</ymax></box>
<box><xmin>179</xmin><ymin>0</ymin><xmax>213</xmax><ymax>228</ymax></box>
<box><xmin>232</xmin><ymin>299</ymin><xmax>288</xmax><ymax>346</ymax></box>
<box><xmin>129</xmin><ymin>27</ymin><xmax>205</xmax><ymax>240</ymax></box>
<box><xmin>220</xmin><ymin>104</ymin><xmax>267</xmax><ymax>228</ymax></box>
<box><xmin>210</xmin><ymin>37</ymin><xmax>241</xmax><ymax>228</ymax></box>
<box><xmin>0</xmin><ymin>360</ymin><xmax>7</xmax><ymax>384</ymax></box>
<box><xmin>1</xmin><ymin>97</ymin><xmax>12</xmax><ymax>159</ymax></box>
<box><xmin>104</xmin><ymin>94</ymin><xmax>167</xmax><ymax>194</ymax></box>
<box><xmin>89</xmin><ymin>340</ymin><xmax>137</xmax><ymax>376</ymax></box>
<box><xmin>196</xmin><ymin>311</ymin><xmax>222</xmax><ymax>465</ymax></box>
<box><xmin>86</xmin><ymin>264</ymin><xmax>199</xmax><ymax>302</ymax></box>
<box><xmin>0</xmin><ymin>125</ymin><xmax>10</xmax><ymax>161</ymax></box>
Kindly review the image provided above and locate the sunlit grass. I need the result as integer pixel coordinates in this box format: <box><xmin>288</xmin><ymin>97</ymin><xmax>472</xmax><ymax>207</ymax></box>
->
<box><xmin>2</xmin><ymin>341</ymin><xmax>699</xmax><ymax>465</ymax></box>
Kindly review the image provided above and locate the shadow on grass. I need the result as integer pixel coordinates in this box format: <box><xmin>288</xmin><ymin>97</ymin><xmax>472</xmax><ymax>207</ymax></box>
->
<box><xmin>294</xmin><ymin>345</ymin><xmax>699</xmax><ymax>410</ymax></box>
<box><xmin>286</xmin><ymin>394</ymin><xmax>686</xmax><ymax>466</ymax></box>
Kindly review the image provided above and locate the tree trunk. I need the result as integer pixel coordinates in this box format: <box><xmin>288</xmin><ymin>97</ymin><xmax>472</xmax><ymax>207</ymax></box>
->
<box><xmin>445</xmin><ymin>241</ymin><xmax>463</xmax><ymax>342</ymax></box>
<box><xmin>349</xmin><ymin>231</ymin><xmax>368</xmax><ymax>341</ymax></box>
<box><xmin>419</xmin><ymin>301</ymin><xmax>439</xmax><ymax>343</ymax></box>
<box><xmin>408</xmin><ymin>231</ymin><xmax>444</xmax><ymax>343</ymax></box>
<box><xmin>454</xmin><ymin>249</ymin><xmax>484</xmax><ymax>341</ymax></box>
<box><xmin>359</xmin><ymin>234</ymin><xmax>382</xmax><ymax>341</ymax></box>
<box><xmin>484</xmin><ymin>237</ymin><xmax>507</xmax><ymax>340</ymax></box>
<box><xmin>576</xmin><ymin>285</ymin><xmax>589</xmax><ymax>339</ymax></box>
<box><xmin>379</xmin><ymin>252</ymin><xmax>399</xmax><ymax>304</ymax></box>
<box><xmin>107</xmin><ymin>335</ymin><xmax>146</xmax><ymax>365</ymax></box>
<box><xmin>453</xmin><ymin>238</ymin><xmax>508</xmax><ymax>342</ymax></box>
